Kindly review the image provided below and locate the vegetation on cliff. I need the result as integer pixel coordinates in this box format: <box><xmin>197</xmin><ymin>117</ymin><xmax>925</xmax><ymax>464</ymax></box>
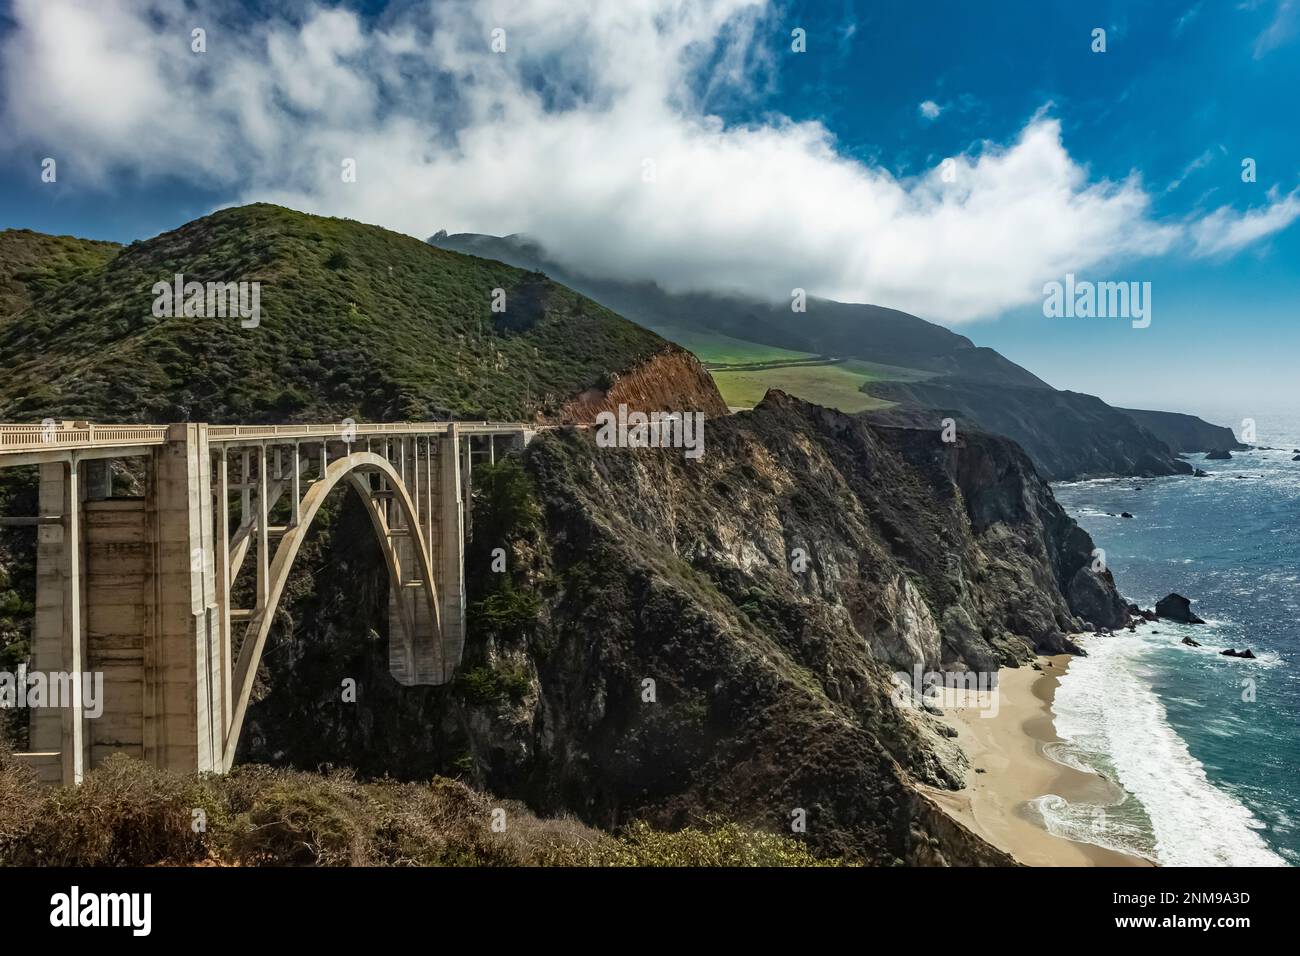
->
<box><xmin>0</xmin><ymin>749</ymin><xmax>835</xmax><ymax>867</ymax></box>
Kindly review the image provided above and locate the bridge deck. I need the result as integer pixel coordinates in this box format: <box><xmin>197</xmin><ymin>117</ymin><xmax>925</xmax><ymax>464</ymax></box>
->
<box><xmin>0</xmin><ymin>421</ymin><xmax>533</xmax><ymax>462</ymax></box>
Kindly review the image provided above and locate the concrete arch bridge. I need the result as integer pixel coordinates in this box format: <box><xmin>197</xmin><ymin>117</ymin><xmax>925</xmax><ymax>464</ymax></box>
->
<box><xmin>0</xmin><ymin>420</ymin><xmax>534</xmax><ymax>785</ymax></box>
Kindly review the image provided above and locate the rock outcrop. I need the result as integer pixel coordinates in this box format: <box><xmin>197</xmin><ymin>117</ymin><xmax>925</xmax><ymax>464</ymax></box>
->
<box><xmin>558</xmin><ymin>346</ymin><xmax>729</xmax><ymax>422</ymax></box>
<box><xmin>1156</xmin><ymin>593</ymin><xmax>1206</xmax><ymax>624</ymax></box>
<box><xmin>1206</xmin><ymin>449</ymin><xmax>1233</xmax><ymax>460</ymax></box>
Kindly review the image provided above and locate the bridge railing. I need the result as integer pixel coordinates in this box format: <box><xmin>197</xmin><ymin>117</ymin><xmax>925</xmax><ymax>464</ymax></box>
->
<box><xmin>0</xmin><ymin>421</ymin><xmax>534</xmax><ymax>457</ymax></box>
<box><xmin>0</xmin><ymin>423</ymin><xmax>170</xmax><ymax>455</ymax></box>
<box><xmin>206</xmin><ymin>421</ymin><xmax>529</xmax><ymax>443</ymax></box>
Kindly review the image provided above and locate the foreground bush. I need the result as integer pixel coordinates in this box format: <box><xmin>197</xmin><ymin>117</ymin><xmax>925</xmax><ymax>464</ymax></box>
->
<box><xmin>0</xmin><ymin>751</ymin><xmax>842</xmax><ymax>867</ymax></box>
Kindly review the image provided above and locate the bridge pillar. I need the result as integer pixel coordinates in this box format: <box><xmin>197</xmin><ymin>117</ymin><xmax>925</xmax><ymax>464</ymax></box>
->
<box><xmin>141</xmin><ymin>424</ymin><xmax>222</xmax><ymax>773</ymax></box>
<box><xmin>25</xmin><ymin>461</ymin><xmax>88</xmax><ymax>785</ymax></box>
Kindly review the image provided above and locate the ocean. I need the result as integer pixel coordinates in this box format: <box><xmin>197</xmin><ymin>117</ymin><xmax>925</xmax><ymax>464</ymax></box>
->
<box><xmin>1045</xmin><ymin>412</ymin><xmax>1299</xmax><ymax>866</ymax></box>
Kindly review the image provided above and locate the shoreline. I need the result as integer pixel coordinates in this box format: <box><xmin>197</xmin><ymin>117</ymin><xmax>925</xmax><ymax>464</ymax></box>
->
<box><xmin>924</xmin><ymin>654</ymin><xmax>1153</xmax><ymax>867</ymax></box>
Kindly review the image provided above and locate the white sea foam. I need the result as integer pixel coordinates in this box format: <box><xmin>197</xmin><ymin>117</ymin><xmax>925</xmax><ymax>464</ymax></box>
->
<box><xmin>1052</xmin><ymin>634</ymin><xmax>1287</xmax><ymax>866</ymax></box>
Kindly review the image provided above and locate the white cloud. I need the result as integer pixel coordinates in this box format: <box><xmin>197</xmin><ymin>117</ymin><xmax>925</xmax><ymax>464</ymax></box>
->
<box><xmin>1254</xmin><ymin>0</ymin><xmax>1298</xmax><ymax>57</ymax></box>
<box><xmin>1165</xmin><ymin>147</ymin><xmax>1218</xmax><ymax>193</ymax></box>
<box><xmin>918</xmin><ymin>99</ymin><xmax>942</xmax><ymax>120</ymax></box>
<box><xmin>2</xmin><ymin>0</ymin><xmax>1297</xmax><ymax>324</ymax></box>
<box><xmin>1189</xmin><ymin>187</ymin><xmax>1300</xmax><ymax>257</ymax></box>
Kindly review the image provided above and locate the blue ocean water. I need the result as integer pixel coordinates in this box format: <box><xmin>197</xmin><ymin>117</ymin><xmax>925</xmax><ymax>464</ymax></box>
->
<box><xmin>1047</xmin><ymin>412</ymin><xmax>1299</xmax><ymax>866</ymax></box>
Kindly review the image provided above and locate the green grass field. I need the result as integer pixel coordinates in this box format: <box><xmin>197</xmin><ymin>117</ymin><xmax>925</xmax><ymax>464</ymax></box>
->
<box><xmin>654</xmin><ymin>324</ymin><xmax>937</xmax><ymax>413</ymax></box>
<box><xmin>707</xmin><ymin>358</ymin><xmax>935</xmax><ymax>414</ymax></box>
<box><xmin>653</xmin><ymin>325</ymin><xmax>816</xmax><ymax>366</ymax></box>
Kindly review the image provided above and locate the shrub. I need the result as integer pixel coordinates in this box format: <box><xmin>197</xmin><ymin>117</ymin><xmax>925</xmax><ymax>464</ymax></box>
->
<box><xmin>0</xmin><ymin>756</ymin><xmax>846</xmax><ymax>867</ymax></box>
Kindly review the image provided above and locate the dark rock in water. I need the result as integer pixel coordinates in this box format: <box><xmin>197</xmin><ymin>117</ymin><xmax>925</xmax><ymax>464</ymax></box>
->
<box><xmin>1155</xmin><ymin>592</ymin><xmax>1206</xmax><ymax>624</ymax></box>
<box><xmin>1193</xmin><ymin>468</ymin><xmax>1208</xmax><ymax>477</ymax></box>
<box><xmin>1120</xmin><ymin>511</ymin><xmax>1133</xmax><ymax>518</ymax></box>
<box><xmin>1220</xmin><ymin>648</ymin><xmax>1256</xmax><ymax>659</ymax></box>
<box><xmin>1181</xmin><ymin>636</ymin><xmax>1201</xmax><ymax>647</ymax></box>
<box><xmin>1206</xmin><ymin>449</ymin><xmax>1232</xmax><ymax>460</ymax></box>
<box><xmin>1127</xmin><ymin>601</ymin><xmax>1158</xmax><ymax>622</ymax></box>
<box><xmin>1292</xmin><ymin>455</ymin><xmax>1300</xmax><ymax>462</ymax></box>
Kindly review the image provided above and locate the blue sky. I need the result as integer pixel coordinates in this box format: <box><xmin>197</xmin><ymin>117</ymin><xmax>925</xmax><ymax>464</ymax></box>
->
<box><xmin>1</xmin><ymin>0</ymin><xmax>1297</xmax><ymax>415</ymax></box>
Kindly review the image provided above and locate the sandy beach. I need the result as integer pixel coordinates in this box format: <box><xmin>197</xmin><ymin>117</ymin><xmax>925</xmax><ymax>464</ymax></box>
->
<box><xmin>924</xmin><ymin>654</ymin><xmax>1152</xmax><ymax>867</ymax></box>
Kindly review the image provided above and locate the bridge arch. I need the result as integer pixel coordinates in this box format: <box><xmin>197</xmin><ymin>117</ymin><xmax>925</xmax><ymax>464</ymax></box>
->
<box><xmin>222</xmin><ymin>450</ymin><xmax>442</xmax><ymax>770</ymax></box>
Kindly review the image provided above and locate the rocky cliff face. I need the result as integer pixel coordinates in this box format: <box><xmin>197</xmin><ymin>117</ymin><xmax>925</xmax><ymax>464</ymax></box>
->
<box><xmin>867</xmin><ymin>380</ymin><xmax>1196</xmax><ymax>480</ymax></box>
<box><xmin>459</xmin><ymin>391</ymin><xmax>1130</xmax><ymax>862</ymax></box>
<box><xmin>239</xmin><ymin>390</ymin><xmax>1127</xmax><ymax>864</ymax></box>
<box><xmin>1118</xmin><ymin>407</ymin><xmax>1245</xmax><ymax>454</ymax></box>
<box><xmin>559</xmin><ymin>346</ymin><xmax>729</xmax><ymax>421</ymax></box>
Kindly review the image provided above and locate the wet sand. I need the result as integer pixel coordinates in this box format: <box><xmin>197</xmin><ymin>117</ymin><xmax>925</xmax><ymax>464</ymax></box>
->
<box><xmin>924</xmin><ymin>654</ymin><xmax>1152</xmax><ymax>867</ymax></box>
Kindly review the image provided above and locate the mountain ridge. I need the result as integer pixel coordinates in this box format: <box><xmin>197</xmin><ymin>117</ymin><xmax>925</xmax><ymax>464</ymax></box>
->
<box><xmin>428</xmin><ymin>230</ymin><xmax>1240</xmax><ymax>479</ymax></box>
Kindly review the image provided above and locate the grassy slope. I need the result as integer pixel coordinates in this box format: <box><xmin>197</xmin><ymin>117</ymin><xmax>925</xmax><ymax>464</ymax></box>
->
<box><xmin>653</xmin><ymin>325</ymin><xmax>815</xmax><ymax>365</ymax></box>
<box><xmin>0</xmin><ymin>205</ymin><xmax>669</xmax><ymax>424</ymax></box>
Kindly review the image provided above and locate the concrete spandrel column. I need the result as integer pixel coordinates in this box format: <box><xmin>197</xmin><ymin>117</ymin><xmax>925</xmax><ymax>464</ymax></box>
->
<box><xmin>62</xmin><ymin>458</ymin><xmax>86</xmax><ymax>784</ymax></box>
<box><xmin>214</xmin><ymin>447</ymin><xmax>232</xmax><ymax>741</ymax></box>
<box><xmin>256</xmin><ymin>445</ymin><xmax>269</xmax><ymax>610</ymax></box>
<box><xmin>439</xmin><ymin>424</ymin><xmax>466</xmax><ymax>674</ymax></box>
<box><xmin>290</xmin><ymin>443</ymin><xmax>301</xmax><ymax>528</ymax></box>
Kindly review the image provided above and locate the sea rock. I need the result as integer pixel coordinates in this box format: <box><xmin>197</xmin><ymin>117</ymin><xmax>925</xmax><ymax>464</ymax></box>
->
<box><xmin>1181</xmin><ymin>636</ymin><xmax>1201</xmax><ymax>647</ymax></box>
<box><xmin>1126</xmin><ymin>602</ymin><xmax>1158</xmax><ymax>622</ymax></box>
<box><xmin>1193</xmin><ymin>468</ymin><xmax>1208</xmax><ymax>477</ymax></box>
<box><xmin>1206</xmin><ymin>449</ymin><xmax>1232</xmax><ymax>460</ymax></box>
<box><xmin>1155</xmin><ymin>592</ymin><xmax>1206</xmax><ymax>624</ymax></box>
<box><xmin>1292</xmin><ymin>455</ymin><xmax>1300</xmax><ymax>462</ymax></box>
<box><xmin>1220</xmin><ymin>648</ymin><xmax>1257</xmax><ymax>659</ymax></box>
<box><xmin>1120</xmin><ymin>511</ymin><xmax>1133</xmax><ymax>518</ymax></box>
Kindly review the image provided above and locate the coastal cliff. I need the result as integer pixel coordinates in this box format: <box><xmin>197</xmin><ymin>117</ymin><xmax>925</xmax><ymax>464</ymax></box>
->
<box><xmin>866</xmin><ymin>380</ymin><xmax>1196</xmax><ymax>481</ymax></box>
<box><xmin>453</xmin><ymin>391</ymin><xmax>1126</xmax><ymax>861</ymax></box>
<box><xmin>1118</xmin><ymin>407</ymin><xmax>1246</xmax><ymax>454</ymax></box>
<box><xmin>240</xmin><ymin>390</ymin><xmax>1126</xmax><ymax>863</ymax></box>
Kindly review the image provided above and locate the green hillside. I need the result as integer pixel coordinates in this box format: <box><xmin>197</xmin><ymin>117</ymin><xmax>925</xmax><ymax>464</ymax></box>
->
<box><xmin>0</xmin><ymin>205</ymin><xmax>670</xmax><ymax>424</ymax></box>
<box><xmin>0</xmin><ymin>230</ymin><xmax>120</xmax><ymax>327</ymax></box>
